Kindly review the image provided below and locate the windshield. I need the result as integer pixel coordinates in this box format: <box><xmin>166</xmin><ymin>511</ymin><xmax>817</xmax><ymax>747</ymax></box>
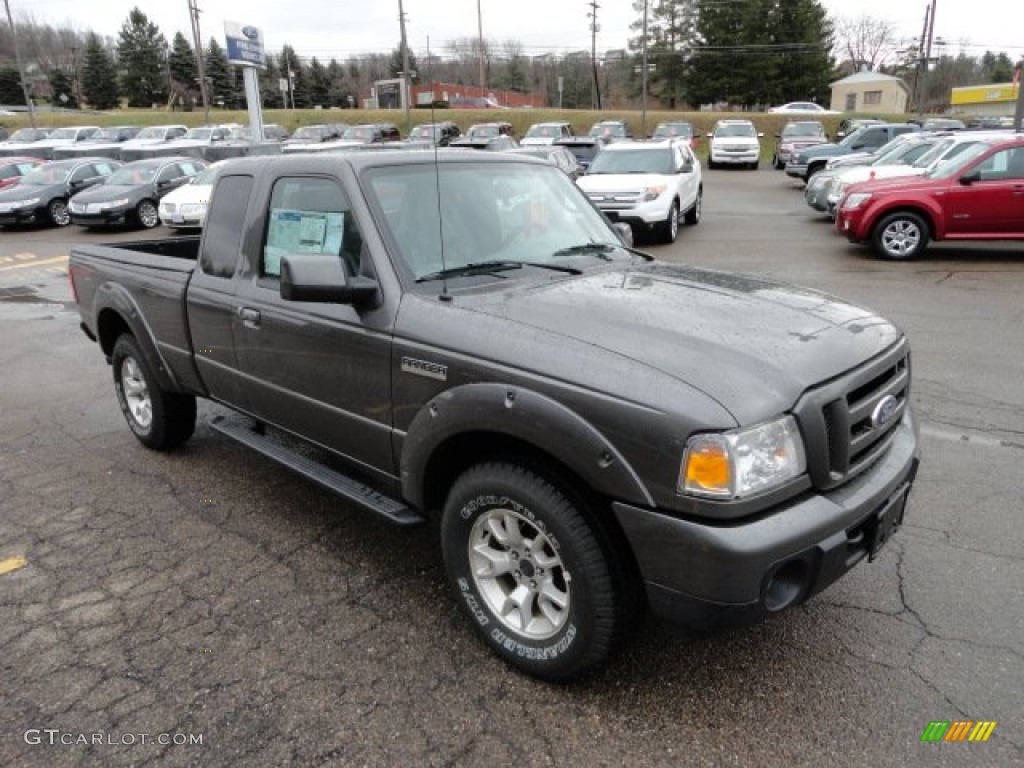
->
<box><xmin>916</xmin><ymin>139</ymin><xmax>984</xmax><ymax>170</ymax></box>
<box><xmin>92</xmin><ymin>128</ymin><xmax>124</xmax><ymax>140</ymax></box>
<box><xmin>782</xmin><ymin>123</ymin><xmax>824</xmax><ymax>138</ymax></box>
<box><xmin>871</xmin><ymin>139</ymin><xmax>927</xmax><ymax>165</ymax></box>
<box><xmin>47</xmin><ymin>128</ymin><xmax>78</xmax><ymax>140</ymax></box>
<box><xmin>365</xmin><ymin>162</ymin><xmax>624</xmax><ymax>282</ymax></box>
<box><xmin>293</xmin><ymin>126</ymin><xmax>325</xmax><ymax>140</ymax></box>
<box><xmin>910</xmin><ymin>138</ymin><xmax>956</xmax><ymax>168</ymax></box>
<box><xmin>22</xmin><ymin>166</ymin><xmax>71</xmax><ymax>185</ymax></box>
<box><xmin>410</xmin><ymin>125</ymin><xmax>440</xmax><ymax>139</ymax></box>
<box><xmin>469</xmin><ymin>125</ymin><xmax>499</xmax><ymax>138</ymax></box>
<box><xmin>107</xmin><ymin>165</ymin><xmax>158</xmax><ymax>185</ymax></box>
<box><xmin>190</xmin><ymin>164</ymin><xmax>222</xmax><ymax>185</ymax></box>
<box><xmin>714</xmin><ymin>123</ymin><xmax>755</xmax><ymax>138</ymax></box>
<box><xmin>525</xmin><ymin>125</ymin><xmax>562</xmax><ymax>138</ymax></box>
<box><xmin>589</xmin><ymin>123</ymin><xmax>626</xmax><ymax>137</ymax></box>
<box><xmin>341</xmin><ymin>127</ymin><xmax>374</xmax><ymax>140</ymax></box>
<box><xmin>653</xmin><ymin>123</ymin><xmax>692</xmax><ymax>138</ymax></box>
<box><xmin>927</xmin><ymin>143</ymin><xmax>992</xmax><ymax>179</ymax></box>
<box><xmin>136</xmin><ymin>127</ymin><xmax>168</xmax><ymax>139</ymax></box>
<box><xmin>183</xmin><ymin>128</ymin><xmax>213</xmax><ymax>140</ymax></box>
<box><xmin>8</xmin><ymin>129</ymin><xmax>46</xmax><ymax>142</ymax></box>
<box><xmin>586</xmin><ymin>148</ymin><xmax>674</xmax><ymax>175</ymax></box>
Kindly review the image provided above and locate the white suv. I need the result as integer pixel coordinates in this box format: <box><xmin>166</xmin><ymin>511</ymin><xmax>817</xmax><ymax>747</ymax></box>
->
<box><xmin>576</xmin><ymin>139</ymin><xmax>702</xmax><ymax>243</ymax></box>
<box><xmin>708</xmin><ymin>119</ymin><xmax>762</xmax><ymax>170</ymax></box>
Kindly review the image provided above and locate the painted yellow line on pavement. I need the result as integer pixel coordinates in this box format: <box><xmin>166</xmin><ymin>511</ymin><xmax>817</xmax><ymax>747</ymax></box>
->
<box><xmin>0</xmin><ymin>255</ymin><xmax>68</xmax><ymax>272</ymax></box>
<box><xmin>0</xmin><ymin>555</ymin><xmax>28</xmax><ymax>575</ymax></box>
<box><xmin>15</xmin><ymin>252</ymin><xmax>36</xmax><ymax>260</ymax></box>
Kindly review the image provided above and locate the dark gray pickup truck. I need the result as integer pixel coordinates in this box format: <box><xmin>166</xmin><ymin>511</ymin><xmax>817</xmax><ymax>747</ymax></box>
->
<box><xmin>71</xmin><ymin>151</ymin><xmax>920</xmax><ymax>681</ymax></box>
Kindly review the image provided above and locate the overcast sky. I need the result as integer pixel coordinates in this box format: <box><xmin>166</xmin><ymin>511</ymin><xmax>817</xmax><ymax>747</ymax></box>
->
<box><xmin>20</xmin><ymin>0</ymin><xmax>1023</xmax><ymax>62</ymax></box>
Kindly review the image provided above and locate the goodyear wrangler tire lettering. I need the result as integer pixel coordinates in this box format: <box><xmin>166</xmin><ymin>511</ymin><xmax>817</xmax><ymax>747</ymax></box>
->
<box><xmin>441</xmin><ymin>462</ymin><xmax>623</xmax><ymax>681</ymax></box>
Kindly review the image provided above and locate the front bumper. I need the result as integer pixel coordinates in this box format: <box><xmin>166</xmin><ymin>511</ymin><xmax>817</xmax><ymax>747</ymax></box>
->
<box><xmin>593</xmin><ymin>197</ymin><xmax>673</xmax><ymax>228</ymax></box>
<box><xmin>0</xmin><ymin>205</ymin><xmax>46</xmax><ymax>225</ymax></box>
<box><xmin>711</xmin><ymin>150</ymin><xmax>759</xmax><ymax>164</ymax></box>
<box><xmin>70</xmin><ymin>207</ymin><xmax>132</xmax><ymax>227</ymax></box>
<box><xmin>612</xmin><ymin>412</ymin><xmax>919</xmax><ymax>631</ymax></box>
<box><xmin>785</xmin><ymin>161</ymin><xmax>809</xmax><ymax>179</ymax></box>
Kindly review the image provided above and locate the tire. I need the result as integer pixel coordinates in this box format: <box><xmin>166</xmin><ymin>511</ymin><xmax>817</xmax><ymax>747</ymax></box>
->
<box><xmin>707</xmin><ymin>159</ymin><xmax>717</xmax><ymax>170</ymax></box>
<box><xmin>871</xmin><ymin>211</ymin><xmax>929</xmax><ymax>260</ymax></box>
<box><xmin>683</xmin><ymin>190</ymin><xmax>701</xmax><ymax>226</ymax></box>
<box><xmin>750</xmin><ymin>160</ymin><xmax>759</xmax><ymax>171</ymax></box>
<box><xmin>48</xmin><ymin>198</ymin><xmax>70</xmax><ymax>227</ymax></box>
<box><xmin>660</xmin><ymin>200</ymin><xmax>679</xmax><ymax>244</ymax></box>
<box><xmin>441</xmin><ymin>462</ymin><xmax>624</xmax><ymax>682</ymax></box>
<box><xmin>112</xmin><ymin>334</ymin><xmax>196</xmax><ymax>450</ymax></box>
<box><xmin>136</xmin><ymin>199</ymin><xmax>160</xmax><ymax>229</ymax></box>
<box><xmin>773</xmin><ymin>155</ymin><xmax>783</xmax><ymax>170</ymax></box>
<box><xmin>806</xmin><ymin>162</ymin><xmax>825</xmax><ymax>181</ymax></box>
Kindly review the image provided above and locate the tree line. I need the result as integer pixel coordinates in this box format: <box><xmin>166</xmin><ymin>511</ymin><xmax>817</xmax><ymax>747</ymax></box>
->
<box><xmin>0</xmin><ymin>3</ymin><xmax>1017</xmax><ymax>113</ymax></box>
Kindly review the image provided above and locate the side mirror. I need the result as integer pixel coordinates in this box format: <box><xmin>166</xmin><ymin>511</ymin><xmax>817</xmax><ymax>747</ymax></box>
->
<box><xmin>959</xmin><ymin>169</ymin><xmax>981</xmax><ymax>185</ymax></box>
<box><xmin>280</xmin><ymin>253</ymin><xmax>379</xmax><ymax>306</ymax></box>
<box><xmin>612</xmin><ymin>221</ymin><xmax>634</xmax><ymax>247</ymax></box>
<box><xmin>680</xmin><ymin>161</ymin><xmax>694</xmax><ymax>174</ymax></box>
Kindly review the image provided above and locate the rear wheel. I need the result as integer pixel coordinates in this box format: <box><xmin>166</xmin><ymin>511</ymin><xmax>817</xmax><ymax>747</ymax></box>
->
<box><xmin>112</xmin><ymin>335</ymin><xmax>196</xmax><ymax>450</ymax></box>
<box><xmin>48</xmin><ymin>198</ymin><xmax>70</xmax><ymax>227</ymax></box>
<box><xmin>441</xmin><ymin>462</ymin><xmax>626</xmax><ymax>682</ymax></box>
<box><xmin>773</xmin><ymin>155</ymin><xmax>783</xmax><ymax>170</ymax></box>
<box><xmin>871</xmin><ymin>211</ymin><xmax>929</xmax><ymax>260</ymax></box>
<box><xmin>136</xmin><ymin>200</ymin><xmax>159</xmax><ymax>229</ymax></box>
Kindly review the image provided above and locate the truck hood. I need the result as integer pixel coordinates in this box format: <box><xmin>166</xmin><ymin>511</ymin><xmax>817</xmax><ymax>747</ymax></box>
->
<box><xmin>456</xmin><ymin>263</ymin><xmax>903</xmax><ymax>424</ymax></box>
<box><xmin>846</xmin><ymin>173</ymin><xmax>942</xmax><ymax>195</ymax></box>
<box><xmin>795</xmin><ymin>143</ymin><xmax>847</xmax><ymax>161</ymax></box>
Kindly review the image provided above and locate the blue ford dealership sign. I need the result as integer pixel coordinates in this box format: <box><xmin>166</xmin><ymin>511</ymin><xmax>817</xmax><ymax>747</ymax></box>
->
<box><xmin>224</xmin><ymin>21</ymin><xmax>266</xmax><ymax>68</ymax></box>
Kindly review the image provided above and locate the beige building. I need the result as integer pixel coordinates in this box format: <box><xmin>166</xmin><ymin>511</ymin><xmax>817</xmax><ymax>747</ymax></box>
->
<box><xmin>830</xmin><ymin>72</ymin><xmax>909</xmax><ymax>114</ymax></box>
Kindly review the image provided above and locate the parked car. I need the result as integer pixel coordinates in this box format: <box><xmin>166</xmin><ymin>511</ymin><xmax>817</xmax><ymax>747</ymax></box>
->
<box><xmin>786</xmin><ymin>123</ymin><xmax>921</xmax><ymax>181</ymax></box>
<box><xmin>768</xmin><ymin>101</ymin><xmax>838</xmax><ymax>114</ymax></box>
<box><xmin>0</xmin><ymin>157</ymin><xmax>120</xmax><ymax>227</ymax></box>
<box><xmin>159</xmin><ymin>160</ymin><xmax>225</xmax><ymax>229</ymax></box>
<box><xmin>804</xmin><ymin>134</ymin><xmax>943</xmax><ymax>214</ymax></box>
<box><xmin>447</xmin><ymin>135</ymin><xmax>518</xmax><ymax>151</ymax></box>
<box><xmin>291</xmin><ymin>123</ymin><xmax>402</xmax><ymax>153</ymax></box>
<box><xmin>283</xmin><ymin>124</ymin><xmax>340</xmax><ymax>147</ymax></box>
<box><xmin>0</xmin><ymin>157</ymin><xmax>45</xmax><ymax>190</ymax></box>
<box><xmin>407</xmin><ymin>121</ymin><xmax>461</xmax><ymax>146</ymax></box>
<box><xmin>772</xmin><ymin>121</ymin><xmax>827</xmax><ymax>169</ymax></box>
<box><xmin>69</xmin><ymin>157</ymin><xmax>205</xmax><ymax>229</ymax></box>
<box><xmin>12</xmin><ymin>126</ymin><xmax>101</xmax><ymax>160</ymax></box>
<box><xmin>552</xmin><ymin>136</ymin><xmax>606</xmax><ymax>171</ymax></box>
<box><xmin>836</xmin><ymin>134</ymin><xmax>1024</xmax><ymax>259</ymax></box>
<box><xmin>117</xmin><ymin>124</ymin><xmax>189</xmax><ymax>151</ymax></box>
<box><xmin>261</xmin><ymin>124</ymin><xmax>290</xmax><ymax>141</ymax></box>
<box><xmin>651</xmin><ymin>121</ymin><xmax>698</xmax><ymax>148</ymax></box>
<box><xmin>465</xmin><ymin>122</ymin><xmax>514</xmax><ymax>140</ymax></box>
<box><xmin>52</xmin><ymin>125</ymin><xmax>142</xmax><ymax>159</ymax></box>
<box><xmin>708</xmin><ymin>119</ymin><xmax>762</xmax><ymax>170</ymax></box>
<box><xmin>577</xmin><ymin>138</ymin><xmax>702</xmax><ymax>243</ymax></box>
<box><xmin>920</xmin><ymin>118</ymin><xmax>965</xmax><ymax>132</ymax></box>
<box><xmin>834</xmin><ymin>118</ymin><xmax>885</xmax><ymax>140</ymax></box>
<box><xmin>588</xmin><ymin>120</ymin><xmax>631</xmax><ymax>142</ymax></box>
<box><xmin>508</xmin><ymin>146</ymin><xmax>583</xmax><ymax>179</ymax></box>
<box><xmin>521</xmin><ymin>122</ymin><xmax>574</xmax><ymax>146</ymax></box>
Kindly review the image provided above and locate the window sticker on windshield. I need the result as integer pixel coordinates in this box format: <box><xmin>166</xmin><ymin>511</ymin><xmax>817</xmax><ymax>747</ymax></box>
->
<box><xmin>264</xmin><ymin>209</ymin><xmax>345</xmax><ymax>276</ymax></box>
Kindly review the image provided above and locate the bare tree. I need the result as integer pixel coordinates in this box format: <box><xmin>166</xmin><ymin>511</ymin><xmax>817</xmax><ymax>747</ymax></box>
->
<box><xmin>834</xmin><ymin>15</ymin><xmax>900</xmax><ymax>73</ymax></box>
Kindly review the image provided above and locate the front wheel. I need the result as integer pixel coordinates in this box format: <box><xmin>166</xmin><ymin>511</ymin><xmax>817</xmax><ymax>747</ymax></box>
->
<box><xmin>136</xmin><ymin>199</ymin><xmax>160</xmax><ymax>229</ymax></box>
<box><xmin>683</xmin><ymin>190</ymin><xmax>701</xmax><ymax>226</ymax></box>
<box><xmin>48</xmin><ymin>198</ymin><xmax>70</xmax><ymax>227</ymax></box>
<box><xmin>660</xmin><ymin>200</ymin><xmax>679</xmax><ymax>244</ymax></box>
<box><xmin>441</xmin><ymin>463</ymin><xmax>624</xmax><ymax>682</ymax></box>
<box><xmin>112</xmin><ymin>335</ymin><xmax>196</xmax><ymax>450</ymax></box>
<box><xmin>871</xmin><ymin>211</ymin><xmax>929</xmax><ymax>260</ymax></box>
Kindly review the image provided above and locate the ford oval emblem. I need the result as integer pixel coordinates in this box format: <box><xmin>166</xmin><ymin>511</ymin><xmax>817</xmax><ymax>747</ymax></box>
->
<box><xmin>871</xmin><ymin>395</ymin><xmax>900</xmax><ymax>429</ymax></box>
<box><xmin>242</xmin><ymin>26</ymin><xmax>260</xmax><ymax>40</ymax></box>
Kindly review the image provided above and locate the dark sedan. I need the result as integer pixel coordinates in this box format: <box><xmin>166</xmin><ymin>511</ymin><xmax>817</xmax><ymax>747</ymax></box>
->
<box><xmin>0</xmin><ymin>157</ymin><xmax>119</xmax><ymax>227</ymax></box>
<box><xmin>0</xmin><ymin>157</ymin><xmax>45</xmax><ymax>190</ymax></box>
<box><xmin>69</xmin><ymin>157</ymin><xmax>205</xmax><ymax>229</ymax></box>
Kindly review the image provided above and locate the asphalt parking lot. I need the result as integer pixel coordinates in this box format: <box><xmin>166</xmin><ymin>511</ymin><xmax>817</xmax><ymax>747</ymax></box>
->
<box><xmin>1</xmin><ymin>166</ymin><xmax>1021</xmax><ymax>767</ymax></box>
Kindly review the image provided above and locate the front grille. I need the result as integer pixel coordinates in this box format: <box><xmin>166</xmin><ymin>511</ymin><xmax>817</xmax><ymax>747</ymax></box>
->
<box><xmin>794</xmin><ymin>340</ymin><xmax>910</xmax><ymax>490</ymax></box>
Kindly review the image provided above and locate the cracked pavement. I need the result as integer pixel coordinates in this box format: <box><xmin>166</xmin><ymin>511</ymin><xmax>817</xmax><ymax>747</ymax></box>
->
<box><xmin>1</xmin><ymin>171</ymin><xmax>1021</xmax><ymax>767</ymax></box>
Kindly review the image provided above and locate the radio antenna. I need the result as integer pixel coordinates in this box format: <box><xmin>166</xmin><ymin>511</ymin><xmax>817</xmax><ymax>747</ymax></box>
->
<box><xmin>429</xmin><ymin>80</ymin><xmax>451</xmax><ymax>301</ymax></box>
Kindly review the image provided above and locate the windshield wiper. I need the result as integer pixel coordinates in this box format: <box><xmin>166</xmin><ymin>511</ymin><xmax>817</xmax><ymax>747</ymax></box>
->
<box><xmin>553</xmin><ymin>241</ymin><xmax>656</xmax><ymax>262</ymax></box>
<box><xmin>416</xmin><ymin>260</ymin><xmax>580</xmax><ymax>283</ymax></box>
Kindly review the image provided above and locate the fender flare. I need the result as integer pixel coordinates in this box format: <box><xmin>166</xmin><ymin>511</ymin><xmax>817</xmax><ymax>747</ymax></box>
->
<box><xmin>400</xmin><ymin>383</ymin><xmax>655</xmax><ymax>509</ymax></box>
<box><xmin>93</xmin><ymin>281</ymin><xmax>182</xmax><ymax>393</ymax></box>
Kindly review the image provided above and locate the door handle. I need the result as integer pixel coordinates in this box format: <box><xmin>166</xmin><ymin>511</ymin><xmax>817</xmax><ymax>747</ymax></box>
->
<box><xmin>238</xmin><ymin>307</ymin><xmax>261</xmax><ymax>329</ymax></box>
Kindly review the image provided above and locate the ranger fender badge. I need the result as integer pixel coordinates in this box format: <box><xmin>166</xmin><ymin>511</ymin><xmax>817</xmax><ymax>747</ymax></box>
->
<box><xmin>401</xmin><ymin>357</ymin><xmax>447</xmax><ymax>382</ymax></box>
<box><xmin>871</xmin><ymin>395</ymin><xmax>900</xmax><ymax>429</ymax></box>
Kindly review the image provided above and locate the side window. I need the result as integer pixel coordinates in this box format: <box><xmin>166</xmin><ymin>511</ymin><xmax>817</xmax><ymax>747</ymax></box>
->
<box><xmin>976</xmin><ymin>148</ymin><xmax>1024</xmax><ymax>181</ymax></box>
<box><xmin>200</xmin><ymin>174</ymin><xmax>253</xmax><ymax>279</ymax></box>
<box><xmin>157</xmin><ymin>164</ymin><xmax>180</xmax><ymax>183</ymax></box>
<box><xmin>69</xmin><ymin>165</ymin><xmax>93</xmax><ymax>183</ymax></box>
<box><xmin>262</xmin><ymin>177</ymin><xmax>364</xmax><ymax>279</ymax></box>
<box><xmin>17</xmin><ymin>163</ymin><xmax>37</xmax><ymax>175</ymax></box>
<box><xmin>0</xmin><ymin>166</ymin><xmax>16</xmax><ymax>180</ymax></box>
<box><xmin>93</xmin><ymin>162</ymin><xmax>115</xmax><ymax>177</ymax></box>
<box><xmin>179</xmin><ymin>161</ymin><xmax>202</xmax><ymax>176</ymax></box>
<box><xmin>169</xmin><ymin>127</ymin><xmax>186</xmax><ymax>139</ymax></box>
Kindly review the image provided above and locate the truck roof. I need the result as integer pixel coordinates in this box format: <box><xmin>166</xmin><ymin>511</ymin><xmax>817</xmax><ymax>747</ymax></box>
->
<box><xmin>224</xmin><ymin>149</ymin><xmax>545</xmax><ymax>176</ymax></box>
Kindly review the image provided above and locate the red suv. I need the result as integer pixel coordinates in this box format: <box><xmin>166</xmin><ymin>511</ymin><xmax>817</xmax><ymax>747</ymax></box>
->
<box><xmin>835</xmin><ymin>135</ymin><xmax>1024</xmax><ymax>259</ymax></box>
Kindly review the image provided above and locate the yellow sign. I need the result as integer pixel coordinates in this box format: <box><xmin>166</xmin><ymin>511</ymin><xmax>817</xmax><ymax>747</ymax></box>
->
<box><xmin>951</xmin><ymin>83</ymin><xmax>1018</xmax><ymax>105</ymax></box>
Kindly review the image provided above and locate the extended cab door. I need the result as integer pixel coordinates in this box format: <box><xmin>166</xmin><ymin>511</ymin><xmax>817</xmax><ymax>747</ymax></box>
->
<box><xmin>231</xmin><ymin>173</ymin><xmax>396</xmax><ymax>478</ymax></box>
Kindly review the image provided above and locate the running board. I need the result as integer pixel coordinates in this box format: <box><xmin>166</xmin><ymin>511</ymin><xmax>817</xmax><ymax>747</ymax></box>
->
<box><xmin>209</xmin><ymin>416</ymin><xmax>425</xmax><ymax>526</ymax></box>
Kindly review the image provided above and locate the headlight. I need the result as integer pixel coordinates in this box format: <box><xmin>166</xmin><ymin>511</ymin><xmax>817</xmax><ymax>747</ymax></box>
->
<box><xmin>679</xmin><ymin>415</ymin><xmax>806</xmax><ymax>499</ymax></box>
<box><xmin>100</xmin><ymin>198</ymin><xmax>131</xmax><ymax>210</ymax></box>
<box><xmin>808</xmin><ymin>174</ymin><xmax>832</xmax><ymax>191</ymax></box>
<box><xmin>842</xmin><ymin>192</ymin><xmax>872</xmax><ymax>210</ymax></box>
<box><xmin>13</xmin><ymin>197</ymin><xmax>40</xmax><ymax>208</ymax></box>
<box><xmin>641</xmin><ymin>184</ymin><xmax>667</xmax><ymax>201</ymax></box>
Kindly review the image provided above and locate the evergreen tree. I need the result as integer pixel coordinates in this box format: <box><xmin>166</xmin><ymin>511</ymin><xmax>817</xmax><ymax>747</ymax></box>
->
<box><xmin>168</xmin><ymin>32</ymin><xmax>197</xmax><ymax>90</ymax></box>
<box><xmin>258</xmin><ymin>55</ymin><xmax>283</xmax><ymax>109</ymax></box>
<box><xmin>0</xmin><ymin>67</ymin><xmax>25</xmax><ymax>105</ymax></box>
<box><xmin>81</xmin><ymin>32</ymin><xmax>120</xmax><ymax>110</ymax></box>
<box><xmin>980</xmin><ymin>51</ymin><xmax>1014</xmax><ymax>83</ymax></box>
<box><xmin>389</xmin><ymin>45</ymin><xmax>419</xmax><ymax>82</ymax></box>
<box><xmin>307</xmin><ymin>57</ymin><xmax>330</xmax><ymax>107</ymax></box>
<box><xmin>116</xmin><ymin>7</ymin><xmax>167</xmax><ymax>107</ymax></box>
<box><xmin>279</xmin><ymin>45</ymin><xmax>309</xmax><ymax>108</ymax></box>
<box><xmin>628</xmin><ymin>0</ymin><xmax>696</xmax><ymax>108</ymax></box>
<box><xmin>204</xmin><ymin>38</ymin><xmax>235</xmax><ymax>108</ymax></box>
<box><xmin>48</xmin><ymin>70</ymin><xmax>78</xmax><ymax>108</ymax></box>
<box><xmin>326</xmin><ymin>59</ymin><xmax>350</xmax><ymax>108</ymax></box>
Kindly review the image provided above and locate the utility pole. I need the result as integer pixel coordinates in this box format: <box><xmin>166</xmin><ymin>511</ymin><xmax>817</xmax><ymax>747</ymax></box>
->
<box><xmin>476</xmin><ymin>0</ymin><xmax>486</xmax><ymax>90</ymax></box>
<box><xmin>282</xmin><ymin>47</ymin><xmax>295</xmax><ymax>109</ymax></box>
<box><xmin>397</xmin><ymin>0</ymin><xmax>411</xmax><ymax>131</ymax></box>
<box><xmin>1014</xmin><ymin>59</ymin><xmax>1023</xmax><ymax>132</ymax></box>
<box><xmin>187</xmin><ymin>0</ymin><xmax>210</xmax><ymax>124</ymax></box>
<box><xmin>641</xmin><ymin>0</ymin><xmax>649</xmax><ymax>136</ymax></box>
<box><xmin>588</xmin><ymin>0</ymin><xmax>602</xmax><ymax>110</ymax></box>
<box><xmin>912</xmin><ymin>2</ymin><xmax>931</xmax><ymax>119</ymax></box>
<box><xmin>70</xmin><ymin>45</ymin><xmax>80</xmax><ymax>105</ymax></box>
<box><xmin>4</xmin><ymin>0</ymin><xmax>36</xmax><ymax>128</ymax></box>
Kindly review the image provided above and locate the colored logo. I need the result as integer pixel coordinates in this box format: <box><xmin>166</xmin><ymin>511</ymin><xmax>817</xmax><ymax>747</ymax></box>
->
<box><xmin>241</xmin><ymin>26</ymin><xmax>260</xmax><ymax>41</ymax></box>
<box><xmin>871</xmin><ymin>395</ymin><xmax>900</xmax><ymax>429</ymax></box>
<box><xmin>920</xmin><ymin>721</ymin><xmax>997</xmax><ymax>742</ymax></box>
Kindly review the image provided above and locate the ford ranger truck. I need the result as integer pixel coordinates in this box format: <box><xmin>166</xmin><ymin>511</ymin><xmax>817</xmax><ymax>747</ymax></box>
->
<box><xmin>70</xmin><ymin>151</ymin><xmax>920</xmax><ymax>682</ymax></box>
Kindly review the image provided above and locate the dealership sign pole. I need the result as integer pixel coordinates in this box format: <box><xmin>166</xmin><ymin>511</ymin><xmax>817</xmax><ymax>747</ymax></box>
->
<box><xmin>224</xmin><ymin>21</ymin><xmax>267</xmax><ymax>141</ymax></box>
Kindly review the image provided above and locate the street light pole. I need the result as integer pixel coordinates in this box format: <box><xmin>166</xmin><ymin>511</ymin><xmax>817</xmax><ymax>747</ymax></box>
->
<box><xmin>4</xmin><ymin>0</ymin><xmax>36</xmax><ymax>128</ymax></box>
<box><xmin>641</xmin><ymin>0</ymin><xmax>648</xmax><ymax>136</ymax></box>
<box><xmin>398</xmin><ymin>0</ymin><xmax>411</xmax><ymax>132</ymax></box>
